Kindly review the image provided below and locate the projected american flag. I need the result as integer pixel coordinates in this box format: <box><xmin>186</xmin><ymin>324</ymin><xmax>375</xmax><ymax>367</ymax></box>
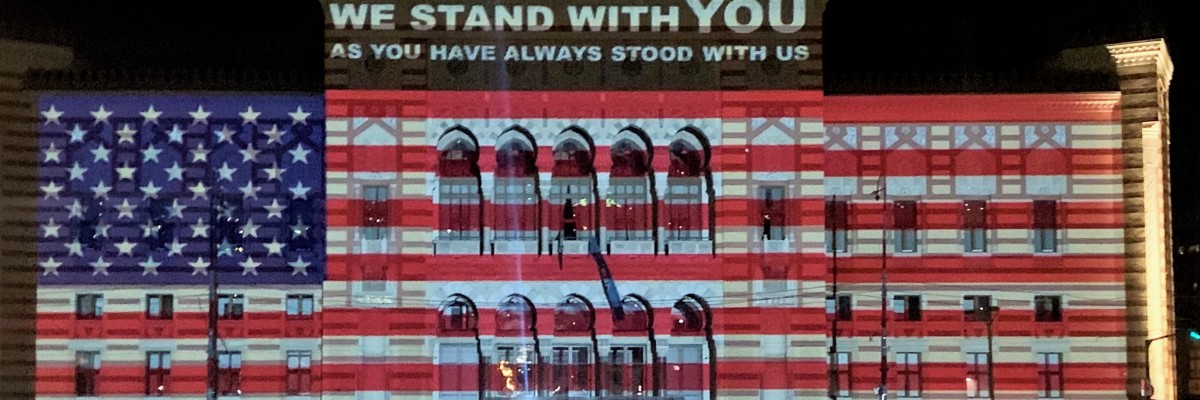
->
<box><xmin>36</xmin><ymin>96</ymin><xmax>325</xmax><ymax>285</ymax></box>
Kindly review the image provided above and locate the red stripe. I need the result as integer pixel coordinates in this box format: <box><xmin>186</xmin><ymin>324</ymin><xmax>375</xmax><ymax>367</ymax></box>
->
<box><xmin>326</xmin><ymin>90</ymin><xmax>824</xmax><ymax>118</ymax></box>
<box><xmin>824</xmin><ymin>148</ymin><xmax>1123</xmax><ymax>177</ymax></box>
<box><xmin>825</xmin><ymin>94</ymin><xmax>1121</xmax><ymax>123</ymax></box>
<box><xmin>37</xmin><ymin>312</ymin><xmax>321</xmax><ymax>339</ymax></box>
<box><xmin>36</xmin><ymin>364</ymin><xmax>321</xmax><ymax>395</ymax></box>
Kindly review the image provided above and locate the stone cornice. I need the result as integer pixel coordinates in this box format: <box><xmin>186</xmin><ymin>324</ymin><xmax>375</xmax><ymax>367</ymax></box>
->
<box><xmin>1106</xmin><ymin>39</ymin><xmax>1174</xmax><ymax>87</ymax></box>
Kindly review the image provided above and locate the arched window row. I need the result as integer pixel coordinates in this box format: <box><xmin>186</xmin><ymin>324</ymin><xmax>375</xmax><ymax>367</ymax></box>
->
<box><xmin>434</xmin><ymin>127</ymin><xmax>715</xmax><ymax>251</ymax></box>
<box><xmin>437</xmin><ymin>293</ymin><xmax>714</xmax><ymax>399</ymax></box>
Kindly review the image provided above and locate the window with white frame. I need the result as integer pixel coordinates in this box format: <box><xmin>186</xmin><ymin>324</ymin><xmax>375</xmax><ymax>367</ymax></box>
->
<box><xmin>963</xmin><ymin>200</ymin><xmax>988</xmax><ymax>252</ymax></box>
<box><xmin>362</xmin><ymin>185</ymin><xmax>388</xmax><ymax>240</ymax></box>
<box><xmin>1033</xmin><ymin>200</ymin><xmax>1057</xmax><ymax>253</ymax></box>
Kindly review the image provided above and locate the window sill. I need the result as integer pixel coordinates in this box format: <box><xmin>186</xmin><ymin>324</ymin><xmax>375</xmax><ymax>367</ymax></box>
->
<box><xmin>667</xmin><ymin>240</ymin><xmax>712</xmax><ymax>255</ymax></box>
<box><xmin>761</xmin><ymin>239</ymin><xmax>792</xmax><ymax>253</ymax></box>
<box><xmin>608</xmin><ymin>240</ymin><xmax>655</xmax><ymax>254</ymax></box>
<box><xmin>435</xmin><ymin>239</ymin><xmax>482</xmax><ymax>255</ymax></box>
<box><xmin>549</xmin><ymin>240</ymin><xmax>589</xmax><ymax>255</ymax></box>
<box><xmin>492</xmin><ymin>240</ymin><xmax>539</xmax><ymax>255</ymax></box>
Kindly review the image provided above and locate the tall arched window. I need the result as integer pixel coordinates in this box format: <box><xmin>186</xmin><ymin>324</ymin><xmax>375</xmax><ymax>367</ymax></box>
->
<box><xmin>555</xmin><ymin>296</ymin><xmax>594</xmax><ymax>333</ymax></box>
<box><xmin>668</xmin><ymin>296</ymin><xmax>714</xmax><ymax>400</ymax></box>
<box><xmin>496</xmin><ymin>295</ymin><xmax>536</xmax><ymax>333</ymax></box>
<box><xmin>608</xmin><ymin>295</ymin><xmax>654</xmax><ymax>397</ymax></box>
<box><xmin>436</xmin><ymin>295</ymin><xmax>482</xmax><ymax>400</ymax></box>
<box><xmin>437</xmin><ymin>129</ymin><xmax>482</xmax><ymax>241</ymax></box>
<box><xmin>550</xmin><ymin>130</ymin><xmax>597</xmax><ymax>241</ymax></box>
<box><xmin>494</xmin><ymin>130</ymin><xmax>539</xmax><ymax>241</ymax></box>
<box><xmin>666</xmin><ymin>130</ymin><xmax>711</xmax><ymax>241</ymax></box>
<box><xmin>439</xmin><ymin>295</ymin><xmax>479</xmax><ymax>333</ymax></box>
<box><xmin>553</xmin><ymin>296</ymin><xmax>595</xmax><ymax>396</ymax></box>
<box><xmin>608</xmin><ymin>131</ymin><xmax>654</xmax><ymax>242</ymax></box>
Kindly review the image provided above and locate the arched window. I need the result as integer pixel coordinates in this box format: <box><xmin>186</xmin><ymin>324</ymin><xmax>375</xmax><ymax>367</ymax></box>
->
<box><xmin>613</xmin><ymin>296</ymin><xmax>651</xmax><ymax>333</ymax></box>
<box><xmin>550</xmin><ymin>130</ymin><xmax>597</xmax><ymax>241</ymax></box>
<box><xmin>437</xmin><ymin>129</ymin><xmax>482</xmax><ymax>240</ymax></box>
<box><xmin>438</xmin><ymin>295</ymin><xmax>478</xmax><ymax>332</ymax></box>
<box><xmin>555</xmin><ymin>296</ymin><xmax>593</xmax><ymax>333</ymax></box>
<box><xmin>494</xmin><ymin>130</ymin><xmax>539</xmax><ymax>241</ymax></box>
<box><xmin>672</xmin><ymin>298</ymin><xmax>705</xmax><ymax>334</ymax></box>
<box><xmin>496</xmin><ymin>295</ymin><xmax>535</xmax><ymax>333</ymax></box>
<box><xmin>666</xmin><ymin>130</ymin><xmax>711</xmax><ymax>241</ymax></box>
<box><xmin>608</xmin><ymin>132</ymin><xmax>654</xmax><ymax>241</ymax></box>
<box><xmin>608</xmin><ymin>295</ymin><xmax>654</xmax><ymax>397</ymax></box>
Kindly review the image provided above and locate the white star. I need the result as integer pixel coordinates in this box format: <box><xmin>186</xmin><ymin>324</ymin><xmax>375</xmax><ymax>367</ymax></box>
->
<box><xmin>43</xmin><ymin>142</ymin><xmax>62</xmax><ymax>163</ymax></box>
<box><xmin>90</xmin><ymin>105</ymin><xmax>113</xmax><ymax>125</ymax></box>
<box><xmin>189</xmin><ymin>105</ymin><xmax>211</xmax><ymax>125</ymax></box>
<box><xmin>141</xmin><ymin>181</ymin><xmax>162</xmax><ymax>199</ymax></box>
<box><xmin>167</xmin><ymin>199</ymin><xmax>186</xmax><ymax>219</ymax></box>
<box><xmin>116</xmin><ymin>163</ymin><xmax>137</xmax><ymax>181</ymax></box>
<box><xmin>115</xmin><ymin>199</ymin><xmax>136</xmax><ymax>219</ymax></box>
<box><xmin>116</xmin><ymin>124</ymin><xmax>138</xmax><ymax>145</ymax></box>
<box><xmin>189</xmin><ymin>257</ymin><xmax>210</xmax><ymax>276</ymax></box>
<box><xmin>239</xmin><ymin>256</ymin><xmax>261</xmax><ymax>276</ymax></box>
<box><xmin>69</xmin><ymin>124</ymin><xmax>87</xmax><ymax>143</ymax></box>
<box><xmin>41</xmin><ymin>181</ymin><xmax>63</xmax><ymax>199</ymax></box>
<box><xmin>39</xmin><ymin>257</ymin><xmax>62</xmax><ymax>276</ymax></box>
<box><xmin>90</xmin><ymin>181</ymin><xmax>112</xmax><ymax>199</ymax></box>
<box><xmin>166</xmin><ymin>238</ymin><xmax>186</xmax><ymax>257</ymax></box>
<box><xmin>89</xmin><ymin>256</ymin><xmax>111</xmax><ymax>276</ymax></box>
<box><xmin>288</xmin><ymin>106</ymin><xmax>311</xmax><ymax>125</ymax></box>
<box><xmin>288</xmin><ymin>145</ymin><xmax>311</xmax><ymax>164</ymax></box>
<box><xmin>140</xmin><ymin>105</ymin><xmax>163</xmax><ymax>125</ymax></box>
<box><xmin>165</xmin><ymin>162</ymin><xmax>185</xmax><ymax>182</ymax></box>
<box><xmin>217</xmin><ymin>162</ymin><xmax>238</xmax><ymax>182</ymax></box>
<box><xmin>264</xmin><ymin>237</ymin><xmax>286</xmax><ymax>256</ymax></box>
<box><xmin>65</xmin><ymin>239</ymin><xmax>84</xmax><ymax>257</ymax></box>
<box><xmin>240</xmin><ymin>220</ymin><xmax>260</xmax><ymax>238</ymax></box>
<box><xmin>239</xmin><ymin>144</ymin><xmax>260</xmax><ymax>163</ymax></box>
<box><xmin>190</xmin><ymin>144</ymin><xmax>209</xmax><ymax>163</ymax></box>
<box><xmin>217</xmin><ymin>238</ymin><xmax>238</xmax><ymax>258</ymax></box>
<box><xmin>95</xmin><ymin>223</ymin><xmax>111</xmax><ymax>239</ymax></box>
<box><xmin>263</xmin><ymin>163</ymin><xmax>286</xmax><ymax>181</ymax></box>
<box><xmin>289</xmin><ymin>181</ymin><xmax>311</xmax><ymax>200</ymax></box>
<box><xmin>214</xmin><ymin>125</ymin><xmax>236</xmax><ymax>144</ymax></box>
<box><xmin>263</xmin><ymin>124</ymin><xmax>285</xmax><ymax>145</ymax></box>
<box><xmin>290</xmin><ymin>219</ymin><xmax>309</xmax><ymax>238</ymax></box>
<box><xmin>167</xmin><ymin>124</ymin><xmax>185</xmax><ymax>143</ymax></box>
<box><xmin>189</xmin><ymin>181</ymin><xmax>209</xmax><ymax>200</ymax></box>
<box><xmin>288</xmin><ymin>255</ymin><xmax>311</xmax><ymax>276</ymax></box>
<box><xmin>239</xmin><ymin>106</ymin><xmax>261</xmax><ymax>124</ymax></box>
<box><xmin>191</xmin><ymin>218</ymin><xmax>210</xmax><ymax>238</ymax></box>
<box><xmin>68</xmin><ymin>162</ymin><xmax>88</xmax><ymax>181</ymax></box>
<box><xmin>139</xmin><ymin>255</ymin><xmax>162</xmax><ymax>276</ymax></box>
<box><xmin>42</xmin><ymin>105</ymin><xmax>64</xmax><ymax>125</ymax></box>
<box><xmin>140</xmin><ymin>220</ymin><xmax>159</xmax><ymax>237</ymax></box>
<box><xmin>264</xmin><ymin>199</ymin><xmax>286</xmax><ymax>219</ymax></box>
<box><xmin>143</xmin><ymin>145</ymin><xmax>163</xmax><ymax>163</ymax></box>
<box><xmin>65</xmin><ymin>200</ymin><xmax>85</xmax><ymax>219</ymax></box>
<box><xmin>90</xmin><ymin>145</ymin><xmax>111</xmax><ymax>163</ymax></box>
<box><xmin>114</xmin><ymin>237</ymin><xmax>137</xmax><ymax>256</ymax></box>
<box><xmin>41</xmin><ymin>218</ymin><xmax>61</xmax><ymax>238</ymax></box>
<box><xmin>240</xmin><ymin>181</ymin><xmax>260</xmax><ymax>200</ymax></box>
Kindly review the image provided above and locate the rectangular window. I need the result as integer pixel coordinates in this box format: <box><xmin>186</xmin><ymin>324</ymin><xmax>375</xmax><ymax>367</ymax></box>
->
<box><xmin>217</xmin><ymin>294</ymin><xmax>244</xmax><ymax>320</ymax></box>
<box><xmin>830</xmin><ymin>352</ymin><xmax>850</xmax><ymax>397</ymax></box>
<box><xmin>608</xmin><ymin>346</ymin><xmax>647</xmax><ymax>395</ymax></box>
<box><xmin>75</xmin><ymin>351</ymin><xmax>100</xmax><ymax>396</ymax></box>
<box><xmin>497</xmin><ymin>345</ymin><xmax>536</xmax><ymax>392</ymax></box>
<box><xmin>146</xmin><ymin>351</ymin><xmax>170</xmax><ymax>396</ymax></box>
<box><xmin>146</xmin><ymin>294</ymin><xmax>173</xmax><ymax>320</ymax></box>
<box><xmin>826</xmin><ymin>200</ymin><xmax>849</xmax><ymax>253</ymax></box>
<box><xmin>286</xmin><ymin>350</ymin><xmax>313</xmax><ymax>395</ymax></box>
<box><xmin>1037</xmin><ymin>353</ymin><xmax>1063</xmax><ymax>398</ymax></box>
<box><xmin>896</xmin><ymin>352</ymin><xmax>921</xmax><ymax>398</ymax></box>
<box><xmin>607</xmin><ymin>178</ymin><xmax>653</xmax><ymax>241</ymax></box>
<box><xmin>964</xmin><ymin>200</ymin><xmax>988</xmax><ymax>252</ymax></box>
<box><xmin>893</xmin><ymin>295</ymin><xmax>922</xmax><ymax>322</ymax></box>
<box><xmin>967</xmin><ymin>352</ymin><xmax>989</xmax><ymax>398</ymax></box>
<box><xmin>826</xmin><ymin>294</ymin><xmax>852</xmax><ymax>321</ymax></box>
<box><xmin>894</xmin><ymin>200</ymin><xmax>918</xmax><ymax>252</ymax></box>
<box><xmin>666</xmin><ymin>177</ymin><xmax>705</xmax><ymax>240</ymax></box>
<box><xmin>439</xmin><ymin>343</ymin><xmax>480</xmax><ymax>393</ymax></box>
<box><xmin>494</xmin><ymin>178</ymin><xmax>539</xmax><ymax>240</ymax></box>
<box><xmin>552</xmin><ymin>346</ymin><xmax>590</xmax><ymax>394</ymax></box>
<box><xmin>76</xmin><ymin>294</ymin><xmax>104</xmax><ymax>319</ymax></box>
<box><xmin>760</xmin><ymin>186</ymin><xmax>786</xmax><ymax>240</ymax></box>
<box><xmin>218</xmin><ymin>351</ymin><xmax>242</xmax><ymax>395</ymax></box>
<box><xmin>286</xmin><ymin>294</ymin><xmax>315</xmax><ymax>319</ymax></box>
<box><xmin>440</xmin><ymin>179</ymin><xmax>482</xmax><ymax>240</ymax></box>
<box><xmin>363</xmin><ymin>185</ymin><xmax>389</xmax><ymax>240</ymax></box>
<box><xmin>1034</xmin><ymin>200</ymin><xmax>1057</xmax><ymax>252</ymax></box>
<box><xmin>963</xmin><ymin>295</ymin><xmax>993</xmax><ymax>322</ymax></box>
<box><xmin>361</xmin><ymin>265</ymin><xmax>388</xmax><ymax>292</ymax></box>
<box><xmin>1035</xmin><ymin>295</ymin><xmax>1063</xmax><ymax>322</ymax></box>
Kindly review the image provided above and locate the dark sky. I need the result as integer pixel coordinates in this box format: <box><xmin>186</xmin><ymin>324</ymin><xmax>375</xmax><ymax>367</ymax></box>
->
<box><xmin>3</xmin><ymin>0</ymin><xmax>1195</xmax><ymax>237</ymax></box>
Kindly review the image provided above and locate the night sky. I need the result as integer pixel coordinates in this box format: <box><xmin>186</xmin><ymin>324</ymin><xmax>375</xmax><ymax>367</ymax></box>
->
<box><xmin>3</xmin><ymin>0</ymin><xmax>1195</xmax><ymax>245</ymax></box>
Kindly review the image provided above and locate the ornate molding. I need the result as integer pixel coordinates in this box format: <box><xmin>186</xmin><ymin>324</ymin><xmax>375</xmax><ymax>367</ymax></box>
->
<box><xmin>1106</xmin><ymin>39</ymin><xmax>1174</xmax><ymax>87</ymax></box>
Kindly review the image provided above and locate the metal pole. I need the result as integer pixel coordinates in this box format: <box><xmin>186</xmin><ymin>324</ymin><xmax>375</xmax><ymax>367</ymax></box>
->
<box><xmin>877</xmin><ymin>188</ymin><xmax>888</xmax><ymax>399</ymax></box>
<box><xmin>829</xmin><ymin>194</ymin><xmax>839</xmax><ymax>400</ymax></box>
<box><xmin>985</xmin><ymin>307</ymin><xmax>996</xmax><ymax>400</ymax></box>
<box><xmin>206</xmin><ymin>194</ymin><xmax>219</xmax><ymax>400</ymax></box>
